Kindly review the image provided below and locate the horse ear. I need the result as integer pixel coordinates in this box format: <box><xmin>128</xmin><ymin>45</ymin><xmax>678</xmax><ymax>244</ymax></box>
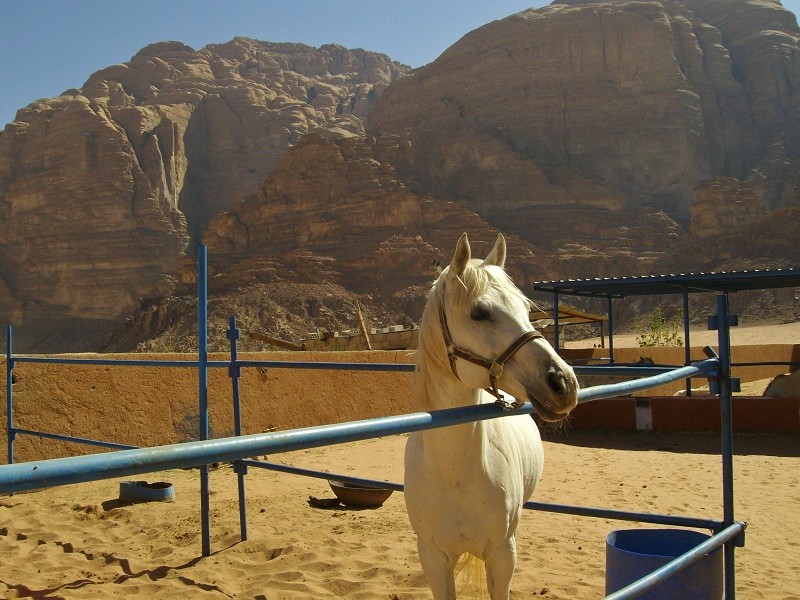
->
<box><xmin>449</xmin><ymin>233</ymin><xmax>471</xmax><ymax>278</ymax></box>
<box><xmin>484</xmin><ymin>233</ymin><xmax>506</xmax><ymax>269</ymax></box>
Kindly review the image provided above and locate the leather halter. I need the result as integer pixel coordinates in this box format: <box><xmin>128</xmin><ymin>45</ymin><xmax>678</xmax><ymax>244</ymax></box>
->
<box><xmin>437</xmin><ymin>287</ymin><xmax>544</xmax><ymax>408</ymax></box>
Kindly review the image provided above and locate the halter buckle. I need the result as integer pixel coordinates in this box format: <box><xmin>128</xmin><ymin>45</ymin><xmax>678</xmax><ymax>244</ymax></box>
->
<box><xmin>488</xmin><ymin>361</ymin><xmax>504</xmax><ymax>380</ymax></box>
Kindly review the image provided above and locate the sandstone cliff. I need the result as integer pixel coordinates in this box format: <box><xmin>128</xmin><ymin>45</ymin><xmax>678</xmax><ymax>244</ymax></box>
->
<box><xmin>369</xmin><ymin>0</ymin><xmax>800</xmax><ymax>225</ymax></box>
<box><xmin>179</xmin><ymin>134</ymin><xmax>562</xmax><ymax>351</ymax></box>
<box><xmin>0</xmin><ymin>38</ymin><xmax>406</xmax><ymax>350</ymax></box>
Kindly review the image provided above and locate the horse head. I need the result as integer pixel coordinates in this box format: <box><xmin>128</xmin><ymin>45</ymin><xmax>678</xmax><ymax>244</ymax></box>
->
<box><xmin>429</xmin><ymin>232</ymin><xmax>579</xmax><ymax>422</ymax></box>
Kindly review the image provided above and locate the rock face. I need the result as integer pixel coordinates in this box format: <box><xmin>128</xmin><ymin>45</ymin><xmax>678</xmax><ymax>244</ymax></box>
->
<box><xmin>2</xmin><ymin>2</ymin><xmax>800</xmax><ymax>352</ymax></box>
<box><xmin>105</xmin><ymin>134</ymin><xmax>564</xmax><ymax>352</ymax></box>
<box><xmin>202</xmin><ymin>134</ymin><xmax>559</xmax><ymax>321</ymax></box>
<box><xmin>370</xmin><ymin>0</ymin><xmax>800</xmax><ymax>222</ymax></box>
<box><xmin>690</xmin><ymin>177</ymin><xmax>766</xmax><ymax>238</ymax></box>
<box><xmin>0</xmin><ymin>38</ymin><xmax>406</xmax><ymax>350</ymax></box>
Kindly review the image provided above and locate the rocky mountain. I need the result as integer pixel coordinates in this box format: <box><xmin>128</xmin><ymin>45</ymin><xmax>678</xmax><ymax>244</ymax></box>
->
<box><xmin>0</xmin><ymin>38</ymin><xmax>406</xmax><ymax>350</ymax></box>
<box><xmin>2</xmin><ymin>1</ymin><xmax>800</xmax><ymax>352</ymax></box>
<box><xmin>370</xmin><ymin>0</ymin><xmax>800</xmax><ymax>224</ymax></box>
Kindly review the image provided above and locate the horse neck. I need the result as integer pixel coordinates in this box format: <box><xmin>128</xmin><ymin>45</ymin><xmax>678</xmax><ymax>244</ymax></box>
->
<box><xmin>417</xmin><ymin>284</ymin><xmax>483</xmax><ymax>411</ymax></box>
<box><xmin>416</xmin><ymin>293</ymin><xmax>488</xmax><ymax>459</ymax></box>
<box><xmin>420</xmin><ymin>361</ymin><xmax>482</xmax><ymax>411</ymax></box>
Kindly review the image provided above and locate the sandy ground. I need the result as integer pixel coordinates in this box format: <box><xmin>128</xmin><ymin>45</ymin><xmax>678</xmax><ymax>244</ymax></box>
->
<box><xmin>1</xmin><ymin>322</ymin><xmax>799</xmax><ymax>599</ymax></box>
<box><xmin>1</xmin><ymin>431</ymin><xmax>799</xmax><ymax>599</ymax></box>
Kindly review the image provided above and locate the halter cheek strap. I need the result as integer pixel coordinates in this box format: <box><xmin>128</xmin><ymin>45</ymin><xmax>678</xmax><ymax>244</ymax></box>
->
<box><xmin>438</xmin><ymin>292</ymin><xmax>544</xmax><ymax>409</ymax></box>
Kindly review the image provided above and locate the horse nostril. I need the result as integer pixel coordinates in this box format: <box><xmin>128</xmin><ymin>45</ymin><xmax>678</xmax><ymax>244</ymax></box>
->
<box><xmin>547</xmin><ymin>366</ymin><xmax>568</xmax><ymax>395</ymax></box>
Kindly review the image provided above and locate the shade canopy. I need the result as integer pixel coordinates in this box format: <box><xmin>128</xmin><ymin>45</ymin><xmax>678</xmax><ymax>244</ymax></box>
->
<box><xmin>534</xmin><ymin>269</ymin><xmax>800</xmax><ymax>299</ymax></box>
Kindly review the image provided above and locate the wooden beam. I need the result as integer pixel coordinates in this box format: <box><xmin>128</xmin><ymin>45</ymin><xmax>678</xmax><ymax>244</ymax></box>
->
<box><xmin>355</xmin><ymin>300</ymin><xmax>373</xmax><ymax>351</ymax></box>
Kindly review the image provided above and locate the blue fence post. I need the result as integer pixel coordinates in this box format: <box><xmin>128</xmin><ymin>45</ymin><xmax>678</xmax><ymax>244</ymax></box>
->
<box><xmin>197</xmin><ymin>244</ymin><xmax>211</xmax><ymax>557</ymax></box>
<box><xmin>710</xmin><ymin>293</ymin><xmax>740</xmax><ymax>600</ymax></box>
<box><xmin>6</xmin><ymin>325</ymin><xmax>14</xmax><ymax>465</ymax></box>
<box><xmin>227</xmin><ymin>315</ymin><xmax>248</xmax><ymax>541</ymax></box>
<box><xmin>683</xmin><ymin>287</ymin><xmax>692</xmax><ymax>395</ymax></box>
<box><xmin>552</xmin><ymin>291</ymin><xmax>560</xmax><ymax>350</ymax></box>
<box><xmin>607</xmin><ymin>295</ymin><xmax>615</xmax><ymax>365</ymax></box>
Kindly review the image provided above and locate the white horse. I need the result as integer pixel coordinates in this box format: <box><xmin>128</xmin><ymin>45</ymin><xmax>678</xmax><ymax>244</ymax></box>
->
<box><xmin>404</xmin><ymin>233</ymin><xmax>579</xmax><ymax>600</ymax></box>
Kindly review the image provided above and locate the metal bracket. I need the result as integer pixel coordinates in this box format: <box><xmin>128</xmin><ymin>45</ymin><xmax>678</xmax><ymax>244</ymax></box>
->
<box><xmin>734</xmin><ymin>522</ymin><xmax>747</xmax><ymax>547</ymax></box>
<box><xmin>707</xmin><ymin>313</ymin><xmax>739</xmax><ymax>331</ymax></box>
<box><xmin>233</xmin><ymin>460</ymin><xmax>248</xmax><ymax>475</ymax></box>
<box><xmin>708</xmin><ymin>377</ymin><xmax>739</xmax><ymax>395</ymax></box>
<box><xmin>226</xmin><ymin>327</ymin><xmax>241</xmax><ymax>341</ymax></box>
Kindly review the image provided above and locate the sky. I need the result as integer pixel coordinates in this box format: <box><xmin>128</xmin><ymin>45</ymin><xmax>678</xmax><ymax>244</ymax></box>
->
<box><xmin>0</xmin><ymin>0</ymin><xmax>546</xmax><ymax>126</ymax></box>
<box><xmin>1</xmin><ymin>0</ymin><xmax>800</xmax><ymax>127</ymax></box>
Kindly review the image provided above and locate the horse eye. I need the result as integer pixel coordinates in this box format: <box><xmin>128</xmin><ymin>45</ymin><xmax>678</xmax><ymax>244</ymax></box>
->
<box><xmin>470</xmin><ymin>305</ymin><xmax>491</xmax><ymax>321</ymax></box>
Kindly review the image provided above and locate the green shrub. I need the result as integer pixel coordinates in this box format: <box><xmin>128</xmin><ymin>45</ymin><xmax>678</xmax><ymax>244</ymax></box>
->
<box><xmin>636</xmin><ymin>308</ymin><xmax>684</xmax><ymax>347</ymax></box>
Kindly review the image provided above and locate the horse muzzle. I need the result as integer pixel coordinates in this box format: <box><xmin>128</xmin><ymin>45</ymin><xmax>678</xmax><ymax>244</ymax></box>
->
<box><xmin>528</xmin><ymin>364</ymin><xmax>579</xmax><ymax>422</ymax></box>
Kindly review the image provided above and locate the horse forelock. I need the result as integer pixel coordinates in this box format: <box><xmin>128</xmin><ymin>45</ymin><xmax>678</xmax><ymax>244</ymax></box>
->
<box><xmin>457</xmin><ymin>261</ymin><xmax>530</xmax><ymax>309</ymax></box>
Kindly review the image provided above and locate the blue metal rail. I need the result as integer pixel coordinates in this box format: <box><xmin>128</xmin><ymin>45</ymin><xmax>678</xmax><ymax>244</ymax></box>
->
<box><xmin>10</xmin><ymin>428</ymin><xmax>138</xmax><ymax>451</ymax></box>
<box><xmin>0</xmin><ymin>400</ymin><xmax>587</xmax><ymax>493</ymax></box>
<box><xmin>12</xmin><ymin>356</ymin><xmax>200</xmax><ymax>367</ymax></box>
<box><xmin>0</xmin><ymin>356</ymin><xmax>720</xmax><ymax>494</ymax></box>
<box><xmin>576</xmin><ymin>359</ymin><xmax>718</xmax><ymax>403</ymax></box>
<box><xmin>241</xmin><ymin>458</ymin><xmax>724</xmax><ymax>532</ymax></box>
<box><xmin>10</xmin><ymin>356</ymin><xmax>416</xmax><ymax>371</ymax></box>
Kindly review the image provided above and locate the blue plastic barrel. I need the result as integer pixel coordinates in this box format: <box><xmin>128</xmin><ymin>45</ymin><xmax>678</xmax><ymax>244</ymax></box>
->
<box><xmin>605</xmin><ymin>529</ymin><xmax>723</xmax><ymax>599</ymax></box>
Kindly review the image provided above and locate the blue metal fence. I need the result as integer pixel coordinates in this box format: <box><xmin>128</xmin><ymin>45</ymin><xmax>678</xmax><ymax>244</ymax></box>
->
<box><xmin>1</xmin><ymin>246</ymin><xmax>746</xmax><ymax>599</ymax></box>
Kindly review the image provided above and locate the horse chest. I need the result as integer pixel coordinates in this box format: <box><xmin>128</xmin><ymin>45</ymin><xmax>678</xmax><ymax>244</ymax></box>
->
<box><xmin>405</xmin><ymin>419</ymin><xmax>542</xmax><ymax>541</ymax></box>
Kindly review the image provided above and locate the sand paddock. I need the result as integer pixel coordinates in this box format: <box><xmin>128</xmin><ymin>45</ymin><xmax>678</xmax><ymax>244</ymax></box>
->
<box><xmin>1</xmin><ymin>430</ymin><xmax>798</xmax><ymax>599</ymax></box>
<box><xmin>2</xmin><ymin>321</ymin><xmax>799</xmax><ymax>598</ymax></box>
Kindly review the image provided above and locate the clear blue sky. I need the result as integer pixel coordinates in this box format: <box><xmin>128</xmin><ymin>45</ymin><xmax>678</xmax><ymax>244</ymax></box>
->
<box><xmin>1</xmin><ymin>0</ymin><xmax>799</xmax><ymax>127</ymax></box>
<box><xmin>0</xmin><ymin>0</ymin><xmax>545</xmax><ymax>126</ymax></box>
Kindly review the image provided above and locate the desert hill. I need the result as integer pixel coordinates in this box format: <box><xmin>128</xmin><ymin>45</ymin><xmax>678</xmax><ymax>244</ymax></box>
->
<box><xmin>2</xmin><ymin>1</ymin><xmax>799</xmax><ymax>352</ymax></box>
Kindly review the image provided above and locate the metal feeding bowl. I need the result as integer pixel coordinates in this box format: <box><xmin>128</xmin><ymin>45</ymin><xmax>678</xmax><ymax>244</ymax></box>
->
<box><xmin>328</xmin><ymin>480</ymin><xmax>393</xmax><ymax>508</ymax></box>
<box><xmin>119</xmin><ymin>480</ymin><xmax>175</xmax><ymax>503</ymax></box>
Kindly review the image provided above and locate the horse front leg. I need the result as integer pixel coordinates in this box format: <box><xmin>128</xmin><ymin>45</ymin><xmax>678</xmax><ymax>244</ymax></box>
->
<box><xmin>417</xmin><ymin>537</ymin><xmax>458</xmax><ymax>600</ymax></box>
<box><xmin>484</xmin><ymin>536</ymin><xmax>517</xmax><ymax>600</ymax></box>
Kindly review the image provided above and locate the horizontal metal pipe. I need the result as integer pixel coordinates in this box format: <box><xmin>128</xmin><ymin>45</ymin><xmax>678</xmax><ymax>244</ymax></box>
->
<box><xmin>0</xmin><ymin>402</ymin><xmax>531</xmax><ymax>493</ymax></box>
<box><xmin>242</xmin><ymin>460</ymin><xmax>405</xmax><ymax>492</ymax></box>
<box><xmin>228</xmin><ymin>360</ymin><xmax>416</xmax><ymax>372</ymax></box>
<box><xmin>10</xmin><ymin>356</ymin><xmax>414</xmax><ymax>372</ymax></box>
<box><xmin>242</xmin><ymin>460</ymin><xmax>721</xmax><ymax>530</ymax></box>
<box><xmin>604</xmin><ymin>521</ymin><xmax>746</xmax><ymax>600</ymax></box>
<box><xmin>573</xmin><ymin>365</ymin><xmax>683</xmax><ymax>377</ymax></box>
<box><xmin>9</xmin><ymin>358</ymin><xmax>716</xmax><ymax>380</ymax></box>
<box><xmin>578</xmin><ymin>359</ymin><xmax>719</xmax><ymax>403</ymax></box>
<box><xmin>523</xmin><ymin>500</ymin><xmax>723</xmax><ymax>532</ymax></box>
<box><xmin>12</xmin><ymin>428</ymin><xmax>138</xmax><ymax>451</ymax></box>
<box><xmin>0</xmin><ymin>359</ymin><xmax>718</xmax><ymax>494</ymax></box>
<box><xmin>731</xmin><ymin>361</ymin><xmax>800</xmax><ymax>368</ymax></box>
<box><xmin>13</xmin><ymin>356</ymin><xmax>199</xmax><ymax>368</ymax></box>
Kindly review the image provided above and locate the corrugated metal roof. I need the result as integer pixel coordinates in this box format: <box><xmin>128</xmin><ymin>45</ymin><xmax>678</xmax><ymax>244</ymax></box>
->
<box><xmin>533</xmin><ymin>268</ymin><xmax>800</xmax><ymax>298</ymax></box>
